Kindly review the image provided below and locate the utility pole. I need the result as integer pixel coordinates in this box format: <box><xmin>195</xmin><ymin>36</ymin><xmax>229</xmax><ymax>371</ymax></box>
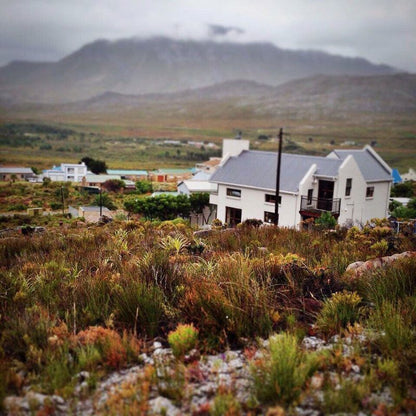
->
<box><xmin>61</xmin><ymin>186</ymin><xmax>65</xmax><ymax>216</ymax></box>
<box><xmin>99</xmin><ymin>186</ymin><xmax>102</xmax><ymax>217</ymax></box>
<box><xmin>274</xmin><ymin>128</ymin><xmax>283</xmax><ymax>226</ymax></box>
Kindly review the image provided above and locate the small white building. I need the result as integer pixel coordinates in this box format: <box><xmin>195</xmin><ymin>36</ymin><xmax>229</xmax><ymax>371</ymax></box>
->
<box><xmin>209</xmin><ymin>140</ymin><xmax>392</xmax><ymax>228</ymax></box>
<box><xmin>43</xmin><ymin>163</ymin><xmax>87</xmax><ymax>182</ymax></box>
<box><xmin>178</xmin><ymin>172</ymin><xmax>218</xmax><ymax>226</ymax></box>
<box><xmin>401</xmin><ymin>168</ymin><xmax>416</xmax><ymax>182</ymax></box>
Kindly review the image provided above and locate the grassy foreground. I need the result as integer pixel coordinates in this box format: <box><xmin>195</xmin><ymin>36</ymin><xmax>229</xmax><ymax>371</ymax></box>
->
<box><xmin>1</xmin><ymin>219</ymin><xmax>416</xmax><ymax>413</ymax></box>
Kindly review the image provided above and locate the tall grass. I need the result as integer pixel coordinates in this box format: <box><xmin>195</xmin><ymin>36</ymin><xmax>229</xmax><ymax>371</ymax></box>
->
<box><xmin>356</xmin><ymin>257</ymin><xmax>416</xmax><ymax>308</ymax></box>
<box><xmin>251</xmin><ymin>332</ymin><xmax>319</xmax><ymax>405</ymax></box>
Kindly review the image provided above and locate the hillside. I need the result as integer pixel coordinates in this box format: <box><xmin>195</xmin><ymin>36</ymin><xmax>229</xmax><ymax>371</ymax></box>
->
<box><xmin>42</xmin><ymin>73</ymin><xmax>416</xmax><ymax>118</ymax></box>
<box><xmin>0</xmin><ymin>36</ymin><xmax>397</xmax><ymax>103</ymax></box>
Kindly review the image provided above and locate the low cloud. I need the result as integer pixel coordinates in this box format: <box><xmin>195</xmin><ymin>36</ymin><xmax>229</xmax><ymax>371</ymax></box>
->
<box><xmin>208</xmin><ymin>24</ymin><xmax>245</xmax><ymax>37</ymax></box>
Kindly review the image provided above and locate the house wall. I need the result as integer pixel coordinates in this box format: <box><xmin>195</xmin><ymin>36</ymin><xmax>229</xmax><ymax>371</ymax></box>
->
<box><xmin>210</xmin><ymin>184</ymin><xmax>299</xmax><ymax>227</ymax></box>
<box><xmin>335</xmin><ymin>157</ymin><xmax>390</xmax><ymax>226</ymax></box>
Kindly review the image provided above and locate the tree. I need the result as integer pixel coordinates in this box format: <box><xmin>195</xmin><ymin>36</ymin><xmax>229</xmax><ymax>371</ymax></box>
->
<box><xmin>315</xmin><ymin>211</ymin><xmax>337</xmax><ymax>230</ymax></box>
<box><xmin>124</xmin><ymin>194</ymin><xmax>191</xmax><ymax>221</ymax></box>
<box><xmin>102</xmin><ymin>179</ymin><xmax>125</xmax><ymax>193</ymax></box>
<box><xmin>95</xmin><ymin>192</ymin><xmax>116</xmax><ymax>210</ymax></box>
<box><xmin>189</xmin><ymin>192</ymin><xmax>213</xmax><ymax>224</ymax></box>
<box><xmin>80</xmin><ymin>156</ymin><xmax>108</xmax><ymax>174</ymax></box>
<box><xmin>135</xmin><ymin>180</ymin><xmax>153</xmax><ymax>194</ymax></box>
<box><xmin>390</xmin><ymin>181</ymin><xmax>415</xmax><ymax>198</ymax></box>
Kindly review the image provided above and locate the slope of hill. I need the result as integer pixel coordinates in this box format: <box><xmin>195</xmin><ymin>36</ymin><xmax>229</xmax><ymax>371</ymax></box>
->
<box><xmin>40</xmin><ymin>73</ymin><xmax>415</xmax><ymax>119</ymax></box>
<box><xmin>0</xmin><ymin>37</ymin><xmax>397</xmax><ymax>103</ymax></box>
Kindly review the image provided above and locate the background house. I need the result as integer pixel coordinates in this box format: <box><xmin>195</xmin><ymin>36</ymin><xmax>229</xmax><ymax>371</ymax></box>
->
<box><xmin>0</xmin><ymin>167</ymin><xmax>35</xmax><ymax>181</ymax></box>
<box><xmin>210</xmin><ymin>140</ymin><xmax>392</xmax><ymax>228</ymax></box>
<box><xmin>107</xmin><ymin>169</ymin><xmax>148</xmax><ymax>181</ymax></box>
<box><xmin>43</xmin><ymin>163</ymin><xmax>87</xmax><ymax>182</ymax></box>
<box><xmin>178</xmin><ymin>172</ymin><xmax>218</xmax><ymax>226</ymax></box>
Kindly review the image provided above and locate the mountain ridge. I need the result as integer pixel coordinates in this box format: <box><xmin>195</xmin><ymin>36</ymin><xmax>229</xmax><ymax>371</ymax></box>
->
<box><xmin>0</xmin><ymin>36</ymin><xmax>399</xmax><ymax>104</ymax></box>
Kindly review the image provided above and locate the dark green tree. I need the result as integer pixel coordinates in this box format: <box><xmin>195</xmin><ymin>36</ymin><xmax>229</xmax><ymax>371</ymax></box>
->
<box><xmin>390</xmin><ymin>181</ymin><xmax>415</xmax><ymax>198</ymax></box>
<box><xmin>124</xmin><ymin>194</ymin><xmax>191</xmax><ymax>221</ymax></box>
<box><xmin>80</xmin><ymin>157</ymin><xmax>107</xmax><ymax>174</ymax></box>
<box><xmin>102</xmin><ymin>179</ymin><xmax>125</xmax><ymax>193</ymax></box>
<box><xmin>135</xmin><ymin>180</ymin><xmax>153</xmax><ymax>194</ymax></box>
<box><xmin>95</xmin><ymin>192</ymin><xmax>116</xmax><ymax>210</ymax></box>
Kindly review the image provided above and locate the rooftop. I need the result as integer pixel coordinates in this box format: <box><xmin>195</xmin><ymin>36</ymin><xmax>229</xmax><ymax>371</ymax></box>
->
<box><xmin>210</xmin><ymin>150</ymin><xmax>342</xmax><ymax>193</ymax></box>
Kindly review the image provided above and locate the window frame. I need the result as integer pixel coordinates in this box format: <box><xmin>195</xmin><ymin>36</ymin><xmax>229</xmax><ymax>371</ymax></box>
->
<box><xmin>366</xmin><ymin>186</ymin><xmax>374</xmax><ymax>198</ymax></box>
<box><xmin>264</xmin><ymin>211</ymin><xmax>276</xmax><ymax>224</ymax></box>
<box><xmin>226</xmin><ymin>187</ymin><xmax>241</xmax><ymax>198</ymax></box>
<box><xmin>345</xmin><ymin>178</ymin><xmax>352</xmax><ymax>197</ymax></box>
<box><xmin>265</xmin><ymin>194</ymin><xmax>281</xmax><ymax>204</ymax></box>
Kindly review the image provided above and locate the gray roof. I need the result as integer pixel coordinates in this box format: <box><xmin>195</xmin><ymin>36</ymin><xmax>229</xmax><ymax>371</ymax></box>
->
<box><xmin>331</xmin><ymin>148</ymin><xmax>391</xmax><ymax>182</ymax></box>
<box><xmin>0</xmin><ymin>167</ymin><xmax>33</xmax><ymax>174</ymax></box>
<box><xmin>210</xmin><ymin>150</ymin><xmax>342</xmax><ymax>193</ymax></box>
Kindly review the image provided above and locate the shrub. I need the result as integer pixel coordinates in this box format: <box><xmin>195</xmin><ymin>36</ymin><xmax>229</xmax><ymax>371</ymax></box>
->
<box><xmin>357</xmin><ymin>258</ymin><xmax>416</xmax><ymax>308</ymax></box>
<box><xmin>250</xmin><ymin>332</ymin><xmax>319</xmax><ymax>405</ymax></box>
<box><xmin>113</xmin><ymin>281</ymin><xmax>164</xmax><ymax>338</ymax></box>
<box><xmin>210</xmin><ymin>391</ymin><xmax>241</xmax><ymax>416</ymax></box>
<box><xmin>75</xmin><ymin>326</ymin><xmax>127</xmax><ymax>369</ymax></box>
<box><xmin>322</xmin><ymin>378</ymin><xmax>369</xmax><ymax>414</ymax></box>
<box><xmin>135</xmin><ymin>180</ymin><xmax>153</xmax><ymax>194</ymax></box>
<box><xmin>168</xmin><ymin>323</ymin><xmax>199</xmax><ymax>358</ymax></box>
<box><xmin>368</xmin><ymin>301</ymin><xmax>414</xmax><ymax>355</ymax></box>
<box><xmin>316</xmin><ymin>291</ymin><xmax>363</xmax><ymax>336</ymax></box>
<box><xmin>315</xmin><ymin>212</ymin><xmax>337</xmax><ymax>230</ymax></box>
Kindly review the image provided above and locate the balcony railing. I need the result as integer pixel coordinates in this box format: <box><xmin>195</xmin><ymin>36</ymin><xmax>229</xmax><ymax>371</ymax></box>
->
<box><xmin>300</xmin><ymin>195</ymin><xmax>341</xmax><ymax>216</ymax></box>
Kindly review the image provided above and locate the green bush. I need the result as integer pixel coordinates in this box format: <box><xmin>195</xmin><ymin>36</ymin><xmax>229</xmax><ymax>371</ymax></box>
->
<box><xmin>316</xmin><ymin>291</ymin><xmax>363</xmax><ymax>336</ymax></box>
<box><xmin>168</xmin><ymin>323</ymin><xmax>199</xmax><ymax>358</ymax></box>
<box><xmin>315</xmin><ymin>211</ymin><xmax>337</xmax><ymax>230</ymax></box>
<box><xmin>251</xmin><ymin>332</ymin><xmax>319</xmax><ymax>405</ymax></box>
<box><xmin>368</xmin><ymin>301</ymin><xmax>414</xmax><ymax>355</ymax></box>
<box><xmin>210</xmin><ymin>391</ymin><xmax>241</xmax><ymax>416</ymax></box>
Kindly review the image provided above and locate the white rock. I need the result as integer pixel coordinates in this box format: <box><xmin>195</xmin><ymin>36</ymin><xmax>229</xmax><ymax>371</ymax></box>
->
<box><xmin>148</xmin><ymin>396</ymin><xmax>181</xmax><ymax>416</ymax></box>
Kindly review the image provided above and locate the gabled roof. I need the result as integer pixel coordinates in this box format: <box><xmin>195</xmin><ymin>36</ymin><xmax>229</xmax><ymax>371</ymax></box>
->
<box><xmin>0</xmin><ymin>167</ymin><xmax>33</xmax><ymax>174</ymax></box>
<box><xmin>107</xmin><ymin>169</ymin><xmax>147</xmax><ymax>175</ymax></box>
<box><xmin>210</xmin><ymin>150</ymin><xmax>342</xmax><ymax>193</ymax></box>
<box><xmin>330</xmin><ymin>147</ymin><xmax>391</xmax><ymax>182</ymax></box>
<box><xmin>179</xmin><ymin>180</ymin><xmax>218</xmax><ymax>193</ymax></box>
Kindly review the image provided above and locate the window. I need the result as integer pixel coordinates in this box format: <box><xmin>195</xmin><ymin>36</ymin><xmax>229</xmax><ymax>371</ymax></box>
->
<box><xmin>264</xmin><ymin>211</ymin><xmax>276</xmax><ymax>223</ymax></box>
<box><xmin>226</xmin><ymin>188</ymin><xmax>241</xmax><ymax>198</ymax></box>
<box><xmin>307</xmin><ymin>189</ymin><xmax>313</xmax><ymax>205</ymax></box>
<box><xmin>265</xmin><ymin>194</ymin><xmax>281</xmax><ymax>204</ymax></box>
<box><xmin>345</xmin><ymin>178</ymin><xmax>352</xmax><ymax>196</ymax></box>
<box><xmin>67</xmin><ymin>168</ymin><xmax>75</xmax><ymax>174</ymax></box>
<box><xmin>366</xmin><ymin>186</ymin><xmax>374</xmax><ymax>198</ymax></box>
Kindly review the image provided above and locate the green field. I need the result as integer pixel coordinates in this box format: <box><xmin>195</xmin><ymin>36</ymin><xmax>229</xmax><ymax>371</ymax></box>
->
<box><xmin>1</xmin><ymin>110</ymin><xmax>415</xmax><ymax>172</ymax></box>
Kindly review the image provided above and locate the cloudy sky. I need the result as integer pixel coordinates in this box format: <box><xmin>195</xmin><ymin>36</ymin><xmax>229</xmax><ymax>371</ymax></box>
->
<box><xmin>0</xmin><ymin>0</ymin><xmax>415</xmax><ymax>71</ymax></box>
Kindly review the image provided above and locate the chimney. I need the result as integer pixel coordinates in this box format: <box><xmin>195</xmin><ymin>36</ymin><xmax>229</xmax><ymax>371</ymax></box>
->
<box><xmin>222</xmin><ymin>138</ymin><xmax>250</xmax><ymax>160</ymax></box>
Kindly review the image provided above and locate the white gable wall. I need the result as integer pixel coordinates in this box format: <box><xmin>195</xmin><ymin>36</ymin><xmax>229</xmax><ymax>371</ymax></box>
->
<box><xmin>335</xmin><ymin>156</ymin><xmax>390</xmax><ymax>226</ymax></box>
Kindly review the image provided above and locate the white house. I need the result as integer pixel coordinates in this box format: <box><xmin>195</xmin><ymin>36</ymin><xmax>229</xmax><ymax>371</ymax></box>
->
<box><xmin>401</xmin><ymin>168</ymin><xmax>416</xmax><ymax>182</ymax></box>
<box><xmin>209</xmin><ymin>140</ymin><xmax>392</xmax><ymax>228</ymax></box>
<box><xmin>178</xmin><ymin>171</ymin><xmax>218</xmax><ymax>226</ymax></box>
<box><xmin>43</xmin><ymin>163</ymin><xmax>87</xmax><ymax>182</ymax></box>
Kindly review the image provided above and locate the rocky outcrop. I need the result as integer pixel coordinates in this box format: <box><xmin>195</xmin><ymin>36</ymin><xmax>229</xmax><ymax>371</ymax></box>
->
<box><xmin>345</xmin><ymin>251</ymin><xmax>416</xmax><ymax>278</ymax></box>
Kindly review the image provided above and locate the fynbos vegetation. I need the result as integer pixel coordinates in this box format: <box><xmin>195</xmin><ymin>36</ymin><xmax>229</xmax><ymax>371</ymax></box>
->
<box><xmin>0</xmin><ymin>218</ymin><xmax>415</xmax><ymax>414</ymax></box>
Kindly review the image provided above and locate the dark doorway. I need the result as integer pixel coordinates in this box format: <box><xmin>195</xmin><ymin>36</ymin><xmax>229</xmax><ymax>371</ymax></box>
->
<box><xmin>226</xmin><ymin>207</ymin><xmax>242</xmax><ymax>227</ymax></box>
<box><xmin>318</xmin><ymin>180</ymin><xmax>334</xmax><ymax>211</ymax></box>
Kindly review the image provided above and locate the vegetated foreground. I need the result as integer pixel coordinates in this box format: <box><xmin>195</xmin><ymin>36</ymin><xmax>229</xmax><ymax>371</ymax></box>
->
<box><xmin>1</xmin><ymin>220</ymin><xmax>416</xmax><ymax>415</ymax></box>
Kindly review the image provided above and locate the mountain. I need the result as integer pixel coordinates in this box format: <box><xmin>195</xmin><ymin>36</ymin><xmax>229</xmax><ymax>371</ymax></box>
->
<box><xmin>0</xmin><ymin>37</ymin><xmax>398</xmax><ymax>104</ymax></box>
<box><xmin>43</xmin><ymin>73</ymin><xmax>414</xmax><ymax>120</ymax></box>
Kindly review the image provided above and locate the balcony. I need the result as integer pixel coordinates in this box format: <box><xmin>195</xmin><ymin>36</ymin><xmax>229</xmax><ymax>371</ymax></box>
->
<box><xmin>300</xmin><ymin>195</ymin><xmax>341</xmax><ymax>218</ymax></box>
